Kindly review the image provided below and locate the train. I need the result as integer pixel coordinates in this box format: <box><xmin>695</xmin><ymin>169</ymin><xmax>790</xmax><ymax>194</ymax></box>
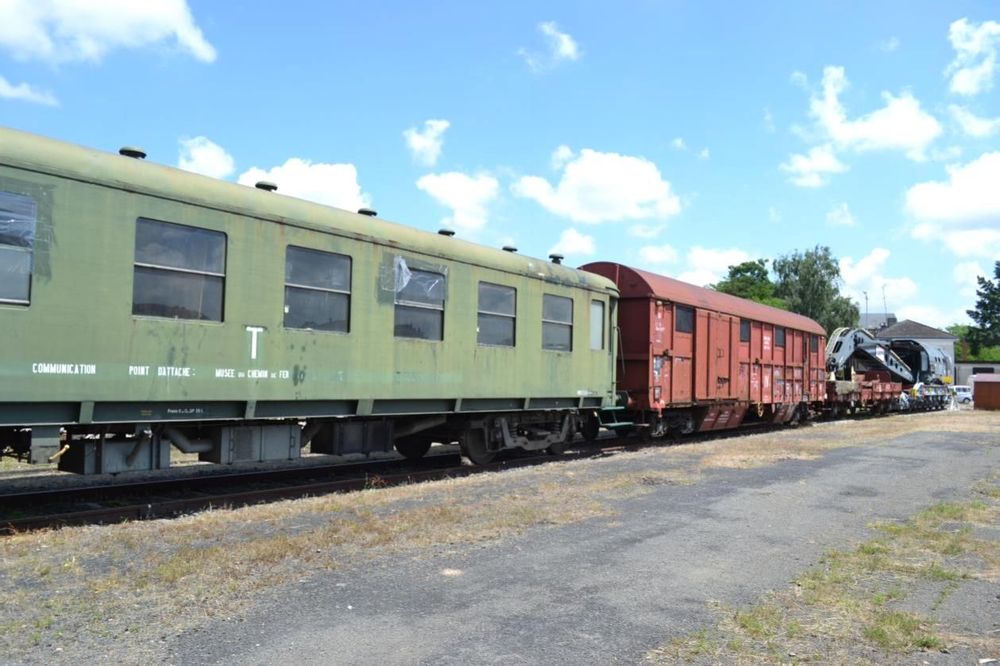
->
<box><xmin>0</xmin><ymin>127</ymin><xmax>944</xmax><ymax>476</ymax></box>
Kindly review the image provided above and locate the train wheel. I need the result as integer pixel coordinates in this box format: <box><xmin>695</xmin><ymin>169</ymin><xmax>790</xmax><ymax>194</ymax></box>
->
<box><xmin>459</xmin><ymin>428</ymin><xmax>496</xmax><ymax>466</ymax></box>
<box><xmin>394</xmin><ymin>436</ymin><xmax>432</xmax><ymax>461</ymax></box>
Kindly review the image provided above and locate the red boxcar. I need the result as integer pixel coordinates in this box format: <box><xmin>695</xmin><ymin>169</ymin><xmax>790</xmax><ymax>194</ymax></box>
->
<box><xmin>581</xmin><ymin>262</ymin><xmax>827</xmax><ymax>435</ymax></box>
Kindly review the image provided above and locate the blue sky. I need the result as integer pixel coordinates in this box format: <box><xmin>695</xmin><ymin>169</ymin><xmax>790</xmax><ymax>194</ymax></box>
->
<box><xmin>2</xmin><ymin>1</ymin><xmax>999</xmax><ymax>329</ymax></box>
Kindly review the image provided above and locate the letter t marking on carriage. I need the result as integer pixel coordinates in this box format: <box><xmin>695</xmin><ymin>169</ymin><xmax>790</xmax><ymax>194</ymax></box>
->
<box><xmin>246</xmin><ymin>326</ymin><xmax>265</xmax><ymax>360</ymax></box>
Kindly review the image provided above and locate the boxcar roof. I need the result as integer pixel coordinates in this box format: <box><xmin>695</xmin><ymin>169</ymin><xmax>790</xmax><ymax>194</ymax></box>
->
<box><xmin>0</xmin><ymin>126</ymin><xmax>615</xmax><ymax>294</ymax></box>
<box><xmin>581</xmin><ymin>261</ymin><xmax>826</xmax><ymax>336</ymax></box>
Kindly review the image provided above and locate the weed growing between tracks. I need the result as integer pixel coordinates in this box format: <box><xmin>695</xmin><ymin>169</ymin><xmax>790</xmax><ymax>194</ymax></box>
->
<box><xmin>647</xmin><ymin>472</ymin><xmax>1000</xmax><ymax>664</ymax></box>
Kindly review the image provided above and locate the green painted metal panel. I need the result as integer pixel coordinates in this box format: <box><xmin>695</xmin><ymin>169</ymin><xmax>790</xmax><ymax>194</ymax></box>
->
<box><xmin>0</xmin><ymin>127</ymin><xmax>618</xmax><ymax>427</ymax></box>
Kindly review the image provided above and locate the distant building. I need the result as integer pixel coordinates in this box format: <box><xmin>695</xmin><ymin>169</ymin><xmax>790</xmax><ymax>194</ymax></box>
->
<box><xmin>955</xmin><ymin>361</ymin><xmax>1000</xmax><ymax>386</ymax></box>
<box><xmin>858</xmin><ymin>312</ymin><xmax>896</xmax><ymax>332</ymax></box>
<box><xmin>878</xmin><ymin>319</ymin><xmax>957</xmax><ymax>381</ymax></box>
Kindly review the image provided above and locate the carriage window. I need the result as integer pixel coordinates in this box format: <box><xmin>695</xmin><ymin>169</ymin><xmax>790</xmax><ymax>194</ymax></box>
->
<box><xmin>542</xmin><ymin>294</ymin><xmax>573</xmax><ymax>351</ymax></box>
<box><xmin>0</xmin><ymin>191</ymin><xmax>36</xmax><ymax>305</ymax></box>
<box><xmin>478</xmin><ymin>282</ymin><xmax>515</xmax><ymax>346</ymax></box>
<box><xmin>775</xmin><ymin>327</ymin><xmax>786</xmax><ymax>347</ymax></box>
<box><xmin>810</xmin><ymin>335</ymin><xmax>819</xmax><ymax>352</ymax></box>
<box><xmin>284</xmin><ymin>246</ymin><xmax>351</xmax><ymax>332</ymax></box>
<box><xmin>740</xmin><ymin>319</ymin><xmax>751</xmax><ymax>342</ymax></box>
<box><xmin>590</xmin><ymin>300</ymin><xmax>605</xmax><ymax>350</ymax></box>
<box><xmin>395</xmin><ymin>268</ymin><xmax>445</xmax><ymax>340</ymax></box>
<box><xmin>132</xmin><ymin>218</ymin><xmax>225</xmax><ymax>321</ymax></box>
<box><xmin>675</xmin><ymin>305</ymin><xmax>694</xmax><ymax>333</ymax></box>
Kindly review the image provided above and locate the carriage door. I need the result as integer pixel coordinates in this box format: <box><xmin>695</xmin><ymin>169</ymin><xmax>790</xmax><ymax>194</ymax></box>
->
<box><xmin>715</xmin><ymin>313</ymin><xmax>736</xmax><ymax>399</ymax></box>
<box><xmin>671</xmin><ymin>304</ymin><xmax>693</xmax><ymax>403</ymax></box>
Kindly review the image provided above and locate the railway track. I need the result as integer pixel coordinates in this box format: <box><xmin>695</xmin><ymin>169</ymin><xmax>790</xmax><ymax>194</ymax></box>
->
<box><xmin>0</xmin><ymin>446</ymin><xmax>615</xmax><ymax>534</ymax></box>
<box><xmin>0</xmin><ymin>410</ymin><xmax>941</xmax><ymax>535</ymax></box>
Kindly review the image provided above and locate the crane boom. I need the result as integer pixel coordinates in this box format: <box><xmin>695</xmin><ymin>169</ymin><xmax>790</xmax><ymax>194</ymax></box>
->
<box><xmin>825</xmin><ymin>327</ymin><xmax>915</xmax><ymax>384</ymax></box>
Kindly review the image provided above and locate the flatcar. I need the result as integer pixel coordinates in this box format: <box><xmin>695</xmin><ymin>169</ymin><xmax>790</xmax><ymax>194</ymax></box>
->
<box><xmin>581</xmin><ymin>262</ymin><xmax>828</xmax><ymax>437</ymax></box>
<box><xmin>0</xmin><ymin>127</ymin><xmax>618</xmax><ymax>473</ymax></box>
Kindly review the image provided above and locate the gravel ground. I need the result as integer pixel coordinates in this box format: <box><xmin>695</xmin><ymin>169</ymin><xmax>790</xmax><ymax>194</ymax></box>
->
<box><xmin>2</xmin><ymin>412</ymin><xmax>997</xmax><ymax>665</ymax></box>
<box><xmin>167</xmin><ymin>423</ymin><xmax>999</xmax><ymax>665</ymax></box>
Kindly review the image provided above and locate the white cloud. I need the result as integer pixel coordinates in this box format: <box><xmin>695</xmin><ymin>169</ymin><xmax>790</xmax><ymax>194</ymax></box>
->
<box><xmin>636</xmin><ymin>244</ymin><xmax>756</xmax><ymax>287</ymax></box>
<box><xmin>905</xmin><ymin>151</ymin><xmax>1000</xmax><ymax>223</ymax></box>
<box><xmin>0</xmin><ymin>0</ymin><xmax>216</xmax><ymax>64</ymax></box>
<box><xmin>671</xmin><ymin>137</ymin><xmax>687</xmax><ymax>151</ymax></box>
<box><xmin>638</xmin><ymin>244</ymin><xmax>678</xmax><ymax>265</ymax></box>
<box><xmin>238</xmin><ymin>159</ymin><xmax>371</xmax><ymax>212</ymax></box>
<box><xmin>0</xmin><ymin>75</ymin><xmax>57</xmax><ymax>105</ymax></box>
<box><xmin>839</xmin><ymin>248</ymin><xmax>918</xmax><ymax>310</ymax></box>
<box><xmin>518</xmin><ymin>21</ymin><xmax>580</xmax><ymax>72</ymax></box>
<box><xmin>906</xmin><ymin>152</ymin><xmax>1000</xmax><ymax>258</ymax></box>
<box><xmin>403</xmin><ymin>119</ymin><xmax>450</xmax><ymax>167</ymax></box>
<box><xmin>929</xmin><ymin>145</ymin><xmax>963</xmax><ymax>162</ymax></box>
<box><xmin>512</xmin><ymin>147</ymin><xmax>681</xmax><ymax>223</ymax></box>
<box><xmin>790</xmin><ymin>70</ymin><xmax>808</xmax><ymax>89</ymax></box>
<box><xmin>896</xmin><ymin>304</ymin><xmax>972</xmax><ymax>328</ymax></box>
<box><xmin>549</xmin><ymin>228</ymin><xmax>595</xmax><ymax>257</ymax></box>
<box><xmin>177</xmin><ymin>136</ymin><xmax>235</xmax><ymax>179</ymax></box>
<box><xmin>628</xmin><ymin>223</ymin><xmax>666</xmax><ymax>239</ymax></box>
<box><xmin>840</xmin><ymin>248</ymin><xmax>890</xmax><ymax>286</ymax></box>
<box><xmin>948</xmin><ymin>104</ymin><xmax>1000</xmax><ymax>138</ymax></box>
<box><xmin>915</xmin><ymin>226</ymin><xmax>1000</xmax><ymax>259</ymax></box>
<box><xmin>780</xmin><ymin>144</ymin><xmax>847</xmax><ymax>187</ymax></box>
<box><xmin>539</xmin><ymin>21</ymin><xmax>580</xmax><ymax>61</ymax></box>
<box><xmin>698</xmin><ymin>148</ymin><xmax>710</xmax><ymax>160</ymax></box>
<box><xmin>809</xmin><ymin>66</ymin><xmax>942</xmax><ymax>161</ymax></box>
<box><xmin>946</xmin><ymin>18</ymin><xmax>1000</xmax><ymax>96</ymax></box>
<box><xmin>768</xmin><ymin>207</ymin><xmax>782</xmax><ymax>223</ymax></box>
<box><xmin>880</xmin><ymin>36</ymin><xmax>900</xmax><ymax>53</ymax></box>
<box><xmin>676</xmin><ymin>246</ymin><xmax>751</xmax><ymax>287</ymax></box>
<box><xmin>416</xmin><ymin>171</ymin><xmax>499</xmax><ymax>233</ymax></box>
<box><xmin>550</xmin><ymin>144</ymin><xmax>574</xmax><ymax>170</ymax></box>
<box><xmin>826</xmin><ymin>202</ymin><xmax>856</xmax><ymax>227</ymax></box>
<box><xmin>953</xmin><ymin>261</ymin><xmax>985</xmax><ymax>300</ymax></box>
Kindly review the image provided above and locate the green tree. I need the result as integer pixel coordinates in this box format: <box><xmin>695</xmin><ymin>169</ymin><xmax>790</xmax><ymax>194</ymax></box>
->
<box><xmin>948</xmin><ymin>323</ymin><xmax>972</xmax><ymax>360</ymax></box>
<box><xmin>966</xmin><ymin>261</ymin><xmax>1000</xmax><ymax>355</ymax></box>
<box><xmin>712</xmin><ymin>259</ymin><xmax>787</xmax><ymax>309</ymax></box>
<box><xmin>772</xmin><ymin>245</ymin><xmax>859</xmax><ymax>335</ymax></box>
<box><xmin>947</xmin><ymin>322</ymin><xmax>1000</xmax><ymax>361</ymax></box>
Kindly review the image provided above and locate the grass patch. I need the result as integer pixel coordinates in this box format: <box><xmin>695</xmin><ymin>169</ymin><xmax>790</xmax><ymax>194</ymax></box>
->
<box><xmin>648</xmin><ymin>485</ymin><xmax>1000</xmax><ymax>664</ymax></box>
<box><xmin>872</xmin><ymin>585</ymin><xmax>904</xmax><ymax>607</ymax></box>
<box><xmin>734</xmin><ymin>603</ymin><xmax>784</xmax><ymax>639</ymax></box>
<box><xmin>863</xmin><ymin>610</ymin><xmax>942</xmax><ymax>651</ymax></box>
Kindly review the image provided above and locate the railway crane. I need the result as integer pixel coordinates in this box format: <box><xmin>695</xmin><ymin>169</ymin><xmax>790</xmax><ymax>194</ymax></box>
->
<box><xmin>824</xmin><ymin>328</ymin><xmax>951</xmax><ymax>412</ymax></box>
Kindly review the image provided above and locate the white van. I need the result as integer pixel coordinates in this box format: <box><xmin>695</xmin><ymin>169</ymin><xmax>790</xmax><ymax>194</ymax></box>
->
<box><xmin>953</xmin><ymin>385</ymin><xmax>972</xmax><ymax>404</ymax></box>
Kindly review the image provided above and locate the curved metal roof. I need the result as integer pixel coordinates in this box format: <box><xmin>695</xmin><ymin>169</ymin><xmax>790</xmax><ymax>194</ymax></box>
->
<box><xmin>580</xmin><ymin>261</ymin><xmax>826</xmax><ymax>336</ymax></box>
<box><xmin>0</xmin><ymin>126</ymin><xmax>615</xmax><ymax>294</ymax></box>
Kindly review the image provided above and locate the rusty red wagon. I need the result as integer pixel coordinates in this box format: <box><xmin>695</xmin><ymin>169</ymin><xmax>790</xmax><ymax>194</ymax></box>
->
<box><xmin>581</xmin><ymin>262</ymin><xmax>827</xmax><ymax>436</ymax></box>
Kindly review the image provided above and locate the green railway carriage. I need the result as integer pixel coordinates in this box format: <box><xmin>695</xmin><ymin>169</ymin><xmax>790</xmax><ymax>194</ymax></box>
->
<box><xmin>0</xmin><ymin>127</ymin><xmax>618</xmax><ymax>473</ymax></box>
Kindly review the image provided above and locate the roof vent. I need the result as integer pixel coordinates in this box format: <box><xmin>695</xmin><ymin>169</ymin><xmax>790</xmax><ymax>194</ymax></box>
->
<box><xmin>438</xmin><ymin>228</ymin><xmax>455</xmax><ymax>237</ymax></box>
<box><xmin>119</xmin><ymin>146</ymin><xmax>146</xmax><ymax>159</ymax></box>
<box><xmin>549</xmin><ymin>253</ymin><xmax>564</xmax><ymax>264</ymax></box>
<box><xmin>255</xmin><ymin>181</ymin><xmax>278</xmax><ymax>192</ymax></box>
<box><xmin>502</xmin><ymin>245</ymin><xmax>518</xmax><ymax>253</ymax></box>
<box><xmin>358</xmin><ymin>207</ymin><xmax>377</xmax><ymax>217</ymax></box>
